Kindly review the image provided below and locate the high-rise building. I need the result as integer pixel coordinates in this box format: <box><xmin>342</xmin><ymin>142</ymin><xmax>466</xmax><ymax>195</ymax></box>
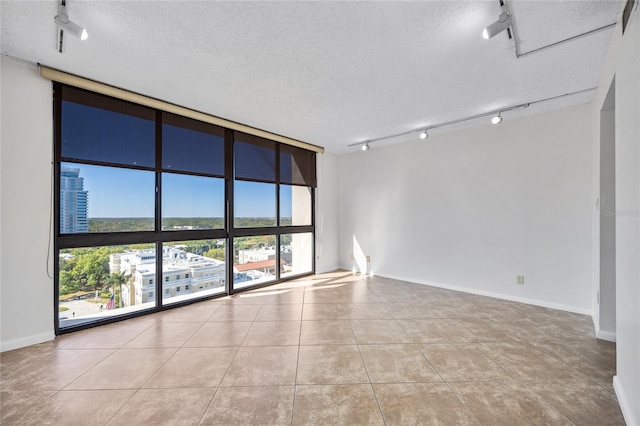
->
<box><xmin>60</xmin><ymin>166</ymin><xmax>88</xmax><ymax>233</ymax></box>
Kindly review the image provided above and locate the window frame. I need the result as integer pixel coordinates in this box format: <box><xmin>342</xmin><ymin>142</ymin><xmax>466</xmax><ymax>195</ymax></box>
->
<box><xmin>53</xmin><ymin>83</ymin><xmax>316</xmax><ymax>335</ymax></box>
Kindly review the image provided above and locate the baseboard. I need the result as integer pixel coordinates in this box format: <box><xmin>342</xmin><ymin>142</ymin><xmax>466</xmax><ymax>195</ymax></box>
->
<box><xmin>369</xmin><ymin>271</ymin><xmax>592</xmax><ymax>316</ymax></box>
<box><xmin>1</xmin><ymin>331</ymin><xmax>55</xmax><ymax>353</ymax></box>
<box><xmin>595</xmin><ymin>328</ymin><xmax>617</xmax><ymax>342</ymax></box>
<box><xmin>316</xmin><ymin>265</ymin><xmax>343</xmax><ymax>274</ymax></box>
<box><xmin>613</xmin><ymin>375</ymin><xmax>638</xmax><ymax>426</ymax></box>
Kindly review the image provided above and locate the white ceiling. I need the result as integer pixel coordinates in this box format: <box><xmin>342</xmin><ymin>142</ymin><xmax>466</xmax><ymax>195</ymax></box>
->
<box><xmin>1</xmin><ymin>1</ymin><xmax>623</xmax><ymax>153</ymax></box>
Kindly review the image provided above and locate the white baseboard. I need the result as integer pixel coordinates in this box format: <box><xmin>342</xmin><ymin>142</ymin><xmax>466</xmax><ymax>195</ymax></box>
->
<box><xmin>363</xmin><ymin>271</ymin><xmax>592</xmax><ymax>316</ymax></box>
<box><xmin>315</xmin><ymin>265</ymin><xmax>343</xmax><ymax>274</ymax></box>
<box><xmin>1</xmin><ymin>331</ymin><xmax>55</xmax><ymax>353</ymax></box>
<box><xmin>595</xmin><ymin>328</ymin><xmax>617</xmax><ymax>342</ymax></box>
<box><xmin>613</xmin><ymin>375</ymin><xmax>638</xmax><ymax>426</ymax></box>
<box><xmin>592</xmin><ymin>314</ymin><xmax>617</xmax><ymax>342</ymax></box>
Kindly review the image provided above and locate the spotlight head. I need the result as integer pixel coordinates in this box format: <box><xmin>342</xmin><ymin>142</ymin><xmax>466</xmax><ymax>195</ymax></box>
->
<box><xmin>483</xmin><ymin>11</ymin><xmax>512</xmax><ymax>39</ymax></box>
<box><xmin>491</xmin><ymin>114</ymin><xmax>503</xmax><ymax>125</ymax></box>
<box><xmin>54</xmin><ymin>6</ymin><xmax>88</xmax><ymax>41</ymax></box>
<box><xmin>419</xmin><ymin>130</ymin><xmax>428</xmax><ymax>140</ymax></box>
<box><xmin>361</xmin><ymin>143</ymin><xmax>370</xmax><ymax>151</ymax></box>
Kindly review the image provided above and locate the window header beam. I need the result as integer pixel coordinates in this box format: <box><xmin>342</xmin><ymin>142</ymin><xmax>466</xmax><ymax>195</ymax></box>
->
<box><xmin>39</xmin><ymin>64</ymin><xmax>324</xmax><ymax>154</ymax></box>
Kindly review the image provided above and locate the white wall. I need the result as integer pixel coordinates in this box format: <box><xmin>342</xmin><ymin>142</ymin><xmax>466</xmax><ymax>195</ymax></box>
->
<box><xmin>592</xmin><ymin>8</ymin><xmax>640</xmax><ymax>425</ymax></box>
<box><xmin>339</xmin><ymin>103</ymin><xmax>593</xmax><ymax>313</ymax></box>
<box><xmin>315</xmin><ymin>152</ymin><xmax>340</xmax><ymax>273</ymax></box>
<box><xmin>1</xmin><ymin>57</ymin><xmax>55</xmax><ymax>351</ymax></box>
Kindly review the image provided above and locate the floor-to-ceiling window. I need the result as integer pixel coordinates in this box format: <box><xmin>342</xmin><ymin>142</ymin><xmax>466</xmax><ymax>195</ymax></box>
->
<box><xmin>54</xmin><ymin>83</ymin><xmax>316</xmax><ymax>333</ymax></box>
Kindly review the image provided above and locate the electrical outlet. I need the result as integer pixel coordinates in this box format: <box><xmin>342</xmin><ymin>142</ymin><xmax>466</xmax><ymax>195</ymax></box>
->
<box><xmin>516</xmin><ymin>275</ymin><xmax>525</xmax><ymax>285</ymax></box>
<box><xmin>351</xmin><ymin>253</ymin><xmax>355</xmax><ymax>260</ymax></box>
<box><xmin>366</xmin><ymin>256</ymin><xmax>371</xmax><ymax>263</ymax></box>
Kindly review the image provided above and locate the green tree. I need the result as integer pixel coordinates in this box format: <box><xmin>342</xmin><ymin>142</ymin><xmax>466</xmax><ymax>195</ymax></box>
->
<box><xmin>203</xmin><ymin>247</ymin><xmax>225</xmax><ymax>261</ymax></box>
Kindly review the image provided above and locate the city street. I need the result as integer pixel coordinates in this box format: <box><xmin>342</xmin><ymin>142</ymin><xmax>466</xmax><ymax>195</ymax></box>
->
<box><xmin>58</xmin><ymin>298</ymin><xmax>103</xmax><ymax>319</ymax></box>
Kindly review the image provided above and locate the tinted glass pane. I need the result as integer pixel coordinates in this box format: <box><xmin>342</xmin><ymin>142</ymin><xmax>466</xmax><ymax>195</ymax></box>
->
<box><xmin>234</xmin><ymin>133</ymin><xmax>276</xmax><ymax>182</ymax></box>
<box><xmin>162</xmin><ymin>173</ymin><xmax>224</xmax><ymax>230</ymax></box>
<box><xmin>233</xmin><ymin>235</ymin><xmax>277</xmax><ymax>289</ymax></box>
<box><xmin>280</xmin><ymin>185</ymin><xmax>312</xmax><ymax>226</ymax></box>
<box><xmin>280</xmin><ymin>145</ymin><xmax>316</xmax><ymax>186</ymax></box>
<box><xmin>234</xmin><ymin>180</ymin><xmax>276</xmax><ymax>227</ymax></box>
<box><xmin>281</xmin><ymin>233</ymin><xmax>313</xmax><ymax>278</ymax></box>
<box><xmin>61</xmin><ymin>88</ymin><xmax>155</xmax><ymax>167</ymax></box>
<box><xmin>162</xmin><ymin>240</ymin><xmax>226</xmax><ymax>305</ymax></box>
<box><xmin>61</xmin><ymin>163</ymin><xmax>155</xmax><ymax>233</ymax></box>
<box><xmin>162</xmin><ymin>113</ymin><xmax>225</xmax><ymax>176</ymax></box>
<box><xmin>58</xmin><ymin>244</ymin><xmax>156</xmax><ymax>329</ymax></box>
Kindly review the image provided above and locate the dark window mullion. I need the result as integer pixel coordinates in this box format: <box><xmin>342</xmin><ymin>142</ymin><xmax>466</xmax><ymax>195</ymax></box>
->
<box><xmin>226</xmin><ymin>129</ymin><xmax>234</xmax><ymax>295</ymax></box>
<box><xmin>155</xmin><ymin>110</ymin><xmax>163</xmax><ymax>309</ymax></box>
<box><xmin>275</xmin><ymin>145</ymin><xmax>281</xmax><ymax>281</ymax></box>
<box><xmin>54</xmin><ymin>82</ymin><xmax>63</xmax><ymax>335</ymax></box>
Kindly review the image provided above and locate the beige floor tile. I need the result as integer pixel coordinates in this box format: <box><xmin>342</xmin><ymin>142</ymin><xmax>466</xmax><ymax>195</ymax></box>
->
<box><xmin>0</xmin><ymin>272</ymin><xmax>623</xmax><ymax>426</ymax></box>
<box><xmin>386</xmin><ymin>302</ymin><xmax>444</xmax><ymax>319</ymax></box>
<box><xmin>476</xmin><ymin>342</ymin><xmax>583</xmax><ymax>381</ymax></box>
<box><xmin>123</xmin><ymin>322</ymin><xmax>202</xmax><ymax>348</ymax></box>
<box><xmin>372</xmin><ymin>292</ymin><xmax>420</xmax><ymax>303</ymax></box>
<box><xmin>529</xmin><ymin>339</ymin><xmax>616</xmax><ymax>383</ymax></box>
<box><xmin>220</xmin><ymin>346</ymin><xmax>298</xmax><ymax>386</ymax></box>
<box><xmin>421</xmin><ymin>343</ymin><xmax>512</xmax><ymax>382</ymax></box>
<box><xmin>343</xmin><ymin>303</ymin><xmax>393</xmax><ymax>319</ymax></box>
<box><xmin>373</xmin><ymin>382</ymin><xmax>479</xmax><ymax>425</ymax></box>
<box><xmin>293</xmin><ymin>384</ymin><xmax>384</xmax><ymax>425</ymax></box>
<box><xmin>452</xmin><ymin>381</ymin><xmax>572</xmax><ymax>425</ymax></box>
<box><xmin>156</xmin><ymin>301</ymin><xmax>221</xmax><ymax>322</ymax></box>
<box><xmin>301</xmin><ymin>303</ymin><xmax>349</xmax><ymax>320</ymax></box>
<box><xmin>296</xmin><ymin>345</ymin><xmax>369</xmax><ymax>385</ymax></box>
<box><xmin>224</xmin><ymin>288</ymin><xmax>304</xmax><ymax>305</ymax></box>
<box><xmin>495</xmin><ymin>317</ymin><xmax>572</xmax><ymax>341</ymax></box>
<box><xmin>1</xmin><ymin>349</ymin><xmax>115</xmax><ymax>391</ymax></box>
<box><xmin>1</xmin><ymin>336</ymin><xmax>77</xmax><ymax>372</ymax></box>
<box><xmin>28</xmin><ymin>390</ymin><xmax>135</xmax><ymax>426</ymax></box>
<box><xmin>359</xmin><ymin>344</ymin><xmax>442</xmax><ymax>383</ymax></box>
<box><xmin>448</xmin><ymin>318</ymin><xmax>514</xmax><ymax>342</ymax></box>
<box><xmin>242</xmin><ymin>321</ymin><xmax>301</xmax><ymax>346</ymax></box>
<box><xmin>396</xmin><ymin>319</ymin><xmax>468</xmax><ymax>343</ymax></box>
<box><xmin>144</xmin><ymin>347</ymin><xmax>238</xmax><ymax>388</ymax></box>
<box><xmin>303</xmin><ymin>288</ymin><xmax>380</xmax><ymax>304</ymax></box>
<box><xmin>65</xmin><ymin>348</ymin><xmax>177</xmax><ymax>390</ymax></box>
<box><xmin>349</xmin><ymin>319</ymin><xmax>413</xmax><ymax>344</ymax></box>
<box><xmin>208</xmin><ymin>304</ymin><xmax>261</xmax><ymax>322</ymax></box>
<box><xmin>200</xmin><ymin>386</ymin><xmax>294</xmax><ymax>425</ymax></box>
<box><xmin>254</xmin><ymin>304</ymin><xmax>303</xmax><ymax>321</ymax></box>
<box><xmin>300</xmin><ymin>320</ymin><xmax>355</xmax><ymax>345</ymax></box>
<box><xmin>525</xmin><ymin>380</ymin><xmax>625</xmax><ymax>425</ymax></box>
<box><xmin>0</xmin><ymin>391</ymin><xmax>56</xmax><ymax>425</ymax></box>
<box><xmin>184</xmin><ymin>322</ymin><xmax>252</xmax><ymax>347</ymax></box>
<box><xmin>61</xmin><ymin>321</ymin><xmax>152</xmax><ymax>349</ymax></box>
<box><xmin>107</xmin><ymin>388</ymin><xmax>215</xmax><ymax>426</ymax></box>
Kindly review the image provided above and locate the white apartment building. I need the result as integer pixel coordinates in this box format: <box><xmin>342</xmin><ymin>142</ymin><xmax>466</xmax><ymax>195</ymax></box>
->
<box><xmin>109</xmin><ymin>247</ymin><xmax>225</xmax><ymax>306</ymax></box>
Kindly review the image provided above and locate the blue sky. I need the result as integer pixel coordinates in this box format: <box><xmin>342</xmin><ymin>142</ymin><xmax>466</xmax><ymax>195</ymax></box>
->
<box><xmin>65</xmin><ymin>163</ymin><xmax>292</xmax><ymax>218</ymax></box>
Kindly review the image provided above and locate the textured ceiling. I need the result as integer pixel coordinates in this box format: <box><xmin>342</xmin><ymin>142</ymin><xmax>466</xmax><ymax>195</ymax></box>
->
<box><xmin>1</xmin><ymin>1</ymin><xmax>623</xmax><ymax>153</ymax></box>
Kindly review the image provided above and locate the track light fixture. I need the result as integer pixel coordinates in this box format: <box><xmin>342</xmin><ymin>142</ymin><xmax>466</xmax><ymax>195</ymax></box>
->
<box><xmin>347</xmin><ymin>87</ymin><xmax>595</xmax><ymax>151</ymax></box>
<box><xmin>55</xmin><ymin>3</ymin><xmax>88</xmax><ymax>52</ymax></box>
<box><xmin>482</xmin><ymin>7</ymin><xmax>512</xmax><ymax>40</ymax></box>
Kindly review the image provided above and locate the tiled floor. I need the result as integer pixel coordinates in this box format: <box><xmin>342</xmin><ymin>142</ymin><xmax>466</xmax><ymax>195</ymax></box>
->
<box><xmin>1</xmin><ymin>271</ymin><xmax>624</xmax><ymax>425</ymax></box>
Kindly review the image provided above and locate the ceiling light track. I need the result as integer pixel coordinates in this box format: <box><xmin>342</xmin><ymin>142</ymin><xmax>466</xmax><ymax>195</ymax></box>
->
<box><xmin>347</xmin><ymin>87</ymin><xmax>595</xmax><ymax>150</ymax></box>
<box><xmin>514</xmin><ymin>22</ymin><xmax>617</xmax><ymax>58</ymax></box>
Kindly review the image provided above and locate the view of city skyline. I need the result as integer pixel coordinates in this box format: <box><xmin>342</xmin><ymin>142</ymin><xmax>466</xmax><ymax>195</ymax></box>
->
<box><xmin>62</xmin><ymin>162</ymin><xmax>295</xmax><ymax>220</ymax></box>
